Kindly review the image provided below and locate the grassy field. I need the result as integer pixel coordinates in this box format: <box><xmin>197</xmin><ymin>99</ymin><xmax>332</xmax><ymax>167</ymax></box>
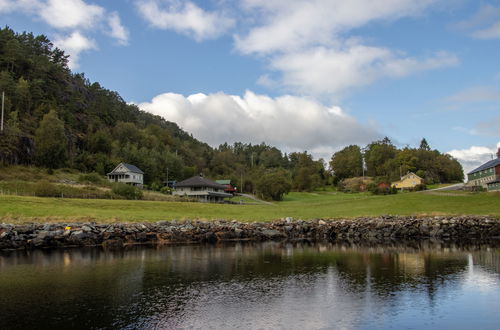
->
<box><xmin>0</xmin><ymin>190</ymin><xmax>499</xmax><ymax>223</ymax></box>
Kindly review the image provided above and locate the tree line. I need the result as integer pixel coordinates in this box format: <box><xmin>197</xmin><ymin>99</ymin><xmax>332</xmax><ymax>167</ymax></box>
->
<box><xmin>330</xmin><ymin>137</ymin><xmax>464</xmax><ymax>185</ymax></box>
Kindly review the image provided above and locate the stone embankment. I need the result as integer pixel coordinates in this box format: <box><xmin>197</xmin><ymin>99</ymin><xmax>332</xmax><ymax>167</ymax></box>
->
<box><xmin>1</xmin><ymin>216</ymin><xmax>499</xmax><ymax>250</ymax></box>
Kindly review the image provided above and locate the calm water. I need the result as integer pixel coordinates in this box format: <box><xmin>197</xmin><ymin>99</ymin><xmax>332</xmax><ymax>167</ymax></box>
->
<box><xmin>1</xmin><ymin>242</ymin><xmax>499</xmax><ymax>330</ymax></box>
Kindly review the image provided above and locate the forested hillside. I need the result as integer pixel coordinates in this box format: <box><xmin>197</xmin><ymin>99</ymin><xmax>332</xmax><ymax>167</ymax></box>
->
<box><xmin>0</xmin><ymin>27</ymin><xmax>327</xmax><ymax>193</ymax></box>
<box><xmin>0</xmin><ymin>27</ymin><xmax>215</xmax><ymax>180</ymax></box>
<box><xmin>0</xmin><ymin>27</ymin><xmax>463</xmax><ymax>196</ymax></box>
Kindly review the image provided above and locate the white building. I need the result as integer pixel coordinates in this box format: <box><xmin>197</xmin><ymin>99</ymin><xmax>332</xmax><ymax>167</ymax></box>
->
<box><xmin>107</xmin><ymin>163</ymin><xmax>144</xmax><ymax>187</ymax></box>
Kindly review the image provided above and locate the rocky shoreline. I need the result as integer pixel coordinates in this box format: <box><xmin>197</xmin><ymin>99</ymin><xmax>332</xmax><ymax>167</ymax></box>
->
<box><xmin>1</xmin><ymin>216</ymin><xmax>500</xmax><ymax>250</ymax></box>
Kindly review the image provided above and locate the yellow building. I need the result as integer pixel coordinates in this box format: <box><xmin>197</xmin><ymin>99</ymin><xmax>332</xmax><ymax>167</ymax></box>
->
<box><xmin>392</xmin><ymin>172</ymin><xmax>424</xmax><ymax>189</ymax></box>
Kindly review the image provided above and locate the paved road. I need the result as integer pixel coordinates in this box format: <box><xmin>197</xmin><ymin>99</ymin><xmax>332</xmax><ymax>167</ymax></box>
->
<box><xmin>427</xmin><ymin>183</ymin><xmax>465</xmax><ymax>191</ymax></box>
<box><xmin>238</xmin><ymin>193</ymin><xmax>275</xmax><ymax>206</ymax></box>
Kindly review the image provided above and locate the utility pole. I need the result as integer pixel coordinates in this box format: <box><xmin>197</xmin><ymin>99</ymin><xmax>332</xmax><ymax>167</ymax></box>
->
<box><xmin>362</xmin><ymin>155</ymin><xmax>365</xmax><ymax>179</ymax></box>
<box><xmin>166</xmin><ymin>167</ymin><xmax>169</xmax><ymax>186</ymax></box>
<box><xmin>1</xmin><ymin>91</ymin><xmax>4</xmax><ymax>132</ymax></box>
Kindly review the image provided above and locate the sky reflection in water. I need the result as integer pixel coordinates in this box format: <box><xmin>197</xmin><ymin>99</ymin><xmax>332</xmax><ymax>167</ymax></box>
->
<box><xmin>0</xmin><ymin>242</ymin><xmax>499</xmax><ymax>329</ymax></box>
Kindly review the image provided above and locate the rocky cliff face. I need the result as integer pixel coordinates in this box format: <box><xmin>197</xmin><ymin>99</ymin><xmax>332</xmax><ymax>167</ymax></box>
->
<box><xmin>1</xmin><ymin>216</ymin><xmax>499</xmax><ymax>250</ymax></box>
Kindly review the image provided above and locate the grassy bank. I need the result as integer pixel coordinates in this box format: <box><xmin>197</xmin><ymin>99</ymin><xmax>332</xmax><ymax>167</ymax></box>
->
<box><xmin>0</xmin><ymin>190</ymin><xmax>499</xmax><ymax>223</ymax></box>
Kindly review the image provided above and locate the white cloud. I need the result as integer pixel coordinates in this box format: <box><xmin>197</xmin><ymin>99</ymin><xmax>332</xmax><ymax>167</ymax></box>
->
<box><xmin>39</xmin><ymin>0</ymin><xmax>104</xmax><ymax>30</ymax></box>
<box><xmin>0</xmin><ymin>0</ymin><xmax>39</xmax><ymax>13</ymax></box>
<box><xmin>453</xmin><ymin>4</ymin><xmax>500</xmax><ymax>40</ymax></box>
<box><xmin>264</xmin><ymin>45</ymin><xmax>458</xmax><ymax>95</ymax></box>
<box><xmin>136</xmin><ymin>0</ymin><xmax>234</xmax><ymax>41</ymax></box>
<box><xmin>138</xmin><ymin>90</ymin><xmax>380</xmax><ymax>159</ymax></box>
<box><xmin>237</xmin><ymin>0</ymin><xmax>438</xmax><ymax>55</ymax></box>
<box><xmin>107</xmin><ymin>11</ymin><xmax>129</xmax><ymax>45</ymax></box>
<box><xmin>473</xmin><ymin>21</ymin><xmax>500</xmax><ymax>39</ymax></box>
<box><xmin>446</xmin><ymin>86</ymin><xmax>500</xmax><ymax>104</ymax></box>
<box><xmin>447</xmin><ymin>142</ymin><xmax>500</xmax><ymax>175</ymax></box>
<box><xmin>53</xmin><ymin>31</ymin><xmax>96</xmax><ymax>69</ymax></box>
<box><xmin>1</xmin><ymin>0</ymin><xmax>129</xmax><ymax>64</ymax></box>
<box><xmin>235</xmin><ymin>0</ymin><xmax>457</xmax><ymax>96</ymax></box>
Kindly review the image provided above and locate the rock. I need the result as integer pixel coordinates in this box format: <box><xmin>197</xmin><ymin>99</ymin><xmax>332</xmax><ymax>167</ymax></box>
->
<box><xmin>261</xmin><ymin>229</ymin><xmax>284</xmax><ymax>239</ymax></box>
<box><xmin>71</xmin><ymin>230</ymin><xmax>87</xmax><ymax>240</ymax></box>
<box><xmin>318</xmin><ymin>220</ymin><xmax>327</xmax><ymax>225</ymax></box>
<box><xmin>81</xmin><ymin>225</ymin><xmax>93</xmax><ymax>232</ymax></box>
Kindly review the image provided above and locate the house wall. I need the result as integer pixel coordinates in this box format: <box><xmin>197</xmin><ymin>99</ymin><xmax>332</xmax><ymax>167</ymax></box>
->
<box><xmin>467</xmin><ymin>165</ymin><xmax>499</xmax><ymax>188</ymax></box>
<box><xmin>107</xmin><ymin>172</ymin><xmax>143</xmax><ymax>185</ymax></box>
<box><xmin>487</xmin><ymin>182</ymin><xmax>500</xmax><ymax>191</ymax></box>
<box><xmin>173</xmin><ymin>186</ymin><xmax>230</xmax><ymax>202</ymax></box>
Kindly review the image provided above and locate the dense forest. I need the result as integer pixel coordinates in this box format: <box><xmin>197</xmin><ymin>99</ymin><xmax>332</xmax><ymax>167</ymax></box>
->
<box><xmin>0</xmin><ymin>27</ymin><xmax>463</xmax><ymax>198</ymax></box>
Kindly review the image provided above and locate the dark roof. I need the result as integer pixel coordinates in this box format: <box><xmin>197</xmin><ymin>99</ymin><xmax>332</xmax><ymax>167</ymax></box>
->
<box><xmin>176</xmin><ymin>176</ymin><xmax>226</xmax><ymax>189</ymax></box>
<box><xmin>468</xmin><ymin>158</ymin><xmax>500</xmax><ymax>175</ymax></box>
<box><xmin>108</xmin><ymin>163</ymin><xmax>144</xmax><ymax>174</ymax></box>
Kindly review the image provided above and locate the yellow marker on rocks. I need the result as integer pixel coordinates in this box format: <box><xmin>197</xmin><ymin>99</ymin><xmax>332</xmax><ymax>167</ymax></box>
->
<box><xmin>65</xmin><ymin>226</ymin><xmax>71</xmax><ymax>230</ymax></box>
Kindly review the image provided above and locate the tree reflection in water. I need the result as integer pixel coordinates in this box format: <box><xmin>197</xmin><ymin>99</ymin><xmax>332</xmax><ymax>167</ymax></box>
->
<box><xmin>0</xmin><ymin>241</ymin><xmax>499</xmax><ymax>329</ymax></box>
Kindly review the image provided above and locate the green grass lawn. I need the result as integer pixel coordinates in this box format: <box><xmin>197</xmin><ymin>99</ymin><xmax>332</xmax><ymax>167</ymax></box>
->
<box><xmin>0</xmin><ymin>190</ymin><xmax>499</xmax><ymax>223</ymax></box>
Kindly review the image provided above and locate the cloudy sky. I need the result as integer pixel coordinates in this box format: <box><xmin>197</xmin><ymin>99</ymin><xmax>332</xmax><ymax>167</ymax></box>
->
<box><xmin>1</xmin><ymin>0</ymin><xmax>500</xmax><ymax>173</ymax></box>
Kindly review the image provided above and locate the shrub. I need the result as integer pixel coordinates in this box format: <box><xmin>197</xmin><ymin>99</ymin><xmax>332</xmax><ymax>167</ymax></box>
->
<box><xmin>160</xmin><ymin>186</ymin><xmax>172</xmax><ymax>195</ymax></box>
<box><xmin>150</xmin><ymin>181</ymin><xmax>162</xmax><ymax>191</ymax></box>
<box><xmin>338</xmin><ymin>177</ymin><xmax>373</xmax><ymax>193</ymax></box>
<box><xmin>112</xmin><ymin>183</ymin><xmax>143</xmax><ymax>200</ymax></box>
<box><xmin>33</xmin><ymin>180</ymin><xmax>60</xmax><ymax>197</ymax></box>
<box><xmin>78</xmin><ymin>172</ymin><xmax>104</xmax><ymax>184</ymax></box>
<box><xmin>413</xmin><ymin>183</ymin><xmax>427</xmax><ymax>191</ymax></box>
<box><xmin>370</xmin><ymin>186</ymin><xmax>398</xmax><ymax>195</ymax></box>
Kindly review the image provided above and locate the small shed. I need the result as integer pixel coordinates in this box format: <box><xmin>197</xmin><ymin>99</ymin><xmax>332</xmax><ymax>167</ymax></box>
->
<box><xmin>215</xmin><ymin>179</ymin><xmax>237</xmax><ymax>195</ymax></box>
<box><xmin>107</xmin><ymin>163</ymin><xmax>144</xmax><ymax>187</ymax></box>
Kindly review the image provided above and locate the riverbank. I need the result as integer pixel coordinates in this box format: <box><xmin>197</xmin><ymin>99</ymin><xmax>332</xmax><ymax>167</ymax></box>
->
<box><xmin>1</xmin><ymin>216</ymin><xmax>499</xmax><ymax>250</ymax></box>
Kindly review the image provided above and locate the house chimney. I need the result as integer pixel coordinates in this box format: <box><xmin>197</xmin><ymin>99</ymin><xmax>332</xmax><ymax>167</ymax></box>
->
<box><xmin>497</xmin><ymin>147</ymin><xmax>500</xmax><ymax>159</ymax></box>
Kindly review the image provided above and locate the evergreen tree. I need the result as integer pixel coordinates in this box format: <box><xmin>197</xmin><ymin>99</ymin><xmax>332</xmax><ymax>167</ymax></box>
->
<box><xmin>34</xmin><ymin>109</ymin><xmax>67</xmax><ymax>168</ymax></box>
<box><xmin>419</xmin><ymin>138</ymin><xmax>430</xmax><ymax>151</ymax></box>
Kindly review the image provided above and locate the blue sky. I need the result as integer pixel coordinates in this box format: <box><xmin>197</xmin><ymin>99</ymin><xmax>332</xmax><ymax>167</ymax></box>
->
<box><xmin>1</xmin><ymin>0</ymin><xmax>500</xmax><ymax>172</ymax></box>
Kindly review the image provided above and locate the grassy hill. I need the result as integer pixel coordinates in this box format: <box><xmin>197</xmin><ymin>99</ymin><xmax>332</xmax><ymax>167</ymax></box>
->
<box><xmin>1</xmin><ymin>190</ymin><xmax>498</xmax><ymax>223</ymax></box>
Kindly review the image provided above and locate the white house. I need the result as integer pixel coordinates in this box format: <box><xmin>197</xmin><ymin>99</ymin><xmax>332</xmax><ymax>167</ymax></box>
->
<box><xmin>173</xmin><ymin>175</ymin><xmax>232</xmax><ymax>202</ymax></box>
<box><xmin>107</xmin><ymin>163</ymin><xmax>144</xmax><ymax>187</ymax></box>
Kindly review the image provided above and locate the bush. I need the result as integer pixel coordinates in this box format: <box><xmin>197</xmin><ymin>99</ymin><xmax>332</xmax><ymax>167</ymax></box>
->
<box><xmin>112</xmin><ymin>183</ymin><xmax>143</xmax><ymax>200</ymax></box>
<box><xmin>370</xmin><ymin>185</ymin><xmax>398</xmax><ymax>195</ymax></box>
<box><xmin>338</xmin><ymin>177</ymin><xmax>373</xmax><ymax>193</ymax></box>
<box><xmin>160</xmin><ymin>186</ymin><xmax>172</xmax><ymax>195</ymax></box>
<box><xmin>33</xmin><ymin>180</ymin><xmax>61</xmax><ymax>197</ymax></box>
<box><xmin>150</xmin><ymin>181</ymin><xmax>162</xmax><ymax>191</ymax></box>
<box><xmin>78</xmin><ymin>172</ymin><xmax>104</xmax><ymax>184</ymax></box>
<box><xmin>413</xmin><ymin>183</ymin><xmax>427</xmax><ymax>191</ymax></box>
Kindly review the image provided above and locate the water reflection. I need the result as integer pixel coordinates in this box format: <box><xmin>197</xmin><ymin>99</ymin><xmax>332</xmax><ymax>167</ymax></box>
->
<box><xmin>0</xmin><ymin>242</ymin><xmax>499</xmax><ymax>329</ymax></box>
